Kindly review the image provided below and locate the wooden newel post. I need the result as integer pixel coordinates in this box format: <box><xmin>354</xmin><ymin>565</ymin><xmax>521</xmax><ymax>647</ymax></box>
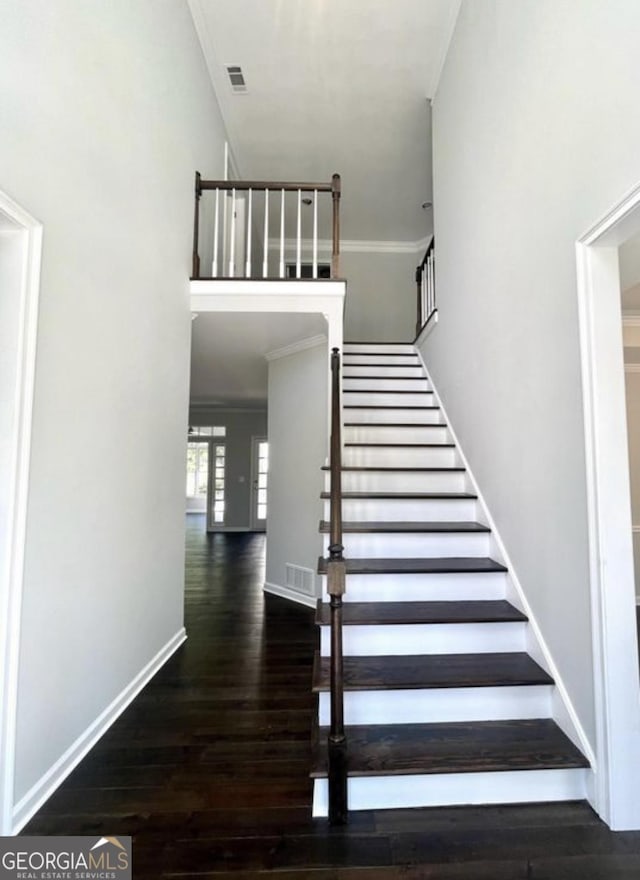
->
<box><xmin>331</xmin><ymin>173</ymin><xmax>341</xmax><ymax>279</ymax></box>
<box><xmin>192</xmin><ymin>171</ymin><xmax>202</xmax><ymax>279</ymax></box>
<box><xmin>327</xmin><ymin>347</ymin><xmax>348</xmax><ymax>825</ymax></box>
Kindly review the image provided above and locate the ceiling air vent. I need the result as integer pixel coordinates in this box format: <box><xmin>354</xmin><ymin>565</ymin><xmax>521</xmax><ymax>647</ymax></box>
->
<box><xmin>225</xmin><ymin>65</ymin><xmax>247</xmax><ymax>94</ymax></box>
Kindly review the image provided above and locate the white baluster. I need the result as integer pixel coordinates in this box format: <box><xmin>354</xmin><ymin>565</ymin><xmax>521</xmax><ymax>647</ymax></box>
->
<box><xmin>279</xmin><ymin>189</ymin><xmax>285</xmax><ymax>279</ymax></box>
<box><xmin>245</xmin><ymin>188</ymin><xmax>252</xmax><ymax>278</ymax></box>
<box><xmin>313</xmin><ymin>189</ymin><xmax>318</xmax><ymax>279</ymax></box>
<box><xmin>212</xmin><ymin>187</ymin><xmax>219</xmax><ymax>276</ymax></box>
<box><xmin>296</xmin><ymin>188</ymin><xmax>302</xmax><ymax>278</ymax></box>
<box><xmin>229</xmin><ymin>187</ymin><xmax>236</xmax><ymax>277</ymax></box>
<box><xmin>263</xmin><ymin>188</ymin><xmax>269</xmax><ymax>278</ymax></box>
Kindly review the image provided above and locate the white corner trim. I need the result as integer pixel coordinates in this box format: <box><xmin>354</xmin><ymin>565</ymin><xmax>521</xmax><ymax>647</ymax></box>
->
<box><xmin>430</xmin><ymin>0</ymin><xmax>462</xmax><ymax>100</ymax></box>
<box><xmin>0</xmin><ymin>191</ymin><xmax>43</xmax><ymax>837</ymax></box>
<box><xmin>264</xmin><ymin>581</ymin><xmax>317</xmax><ymax>609</ymax></box>
<box><xmin>265</xmin><ymin>334</ymin><xmax>327</xmax><ymax>362</ymax></box>
<box><xmin>414</xmin><ymin>345</ymin><xmax>596</xmax><ymax>772</ymax></box>
<box><xmin>11</xmin><ymin>628</ymin><xmax>186</xmax><ymax>834</ymax></box>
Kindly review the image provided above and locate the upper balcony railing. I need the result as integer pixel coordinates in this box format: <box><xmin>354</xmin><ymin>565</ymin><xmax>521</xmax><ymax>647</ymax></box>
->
<box><xmin>192</xmin><ymin>172</ymin><xmax>341</xmax><ymax>281</ymax></box>
<box><xmin>415</xmin><ymin>235</ymin><xmax>436</xmax><ymax>337</ymax></box>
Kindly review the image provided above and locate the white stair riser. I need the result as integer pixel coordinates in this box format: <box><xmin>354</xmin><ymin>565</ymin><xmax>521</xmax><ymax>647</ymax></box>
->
<box><xmin>345</xmin><ymin>408</ymin><xmax>442</xmax><ymax>425</ymax></box>
<box><xmin>312</xmin><ymin>768</ymin><xmax>588</xmax><ymax>815</ymax></box>
<box><xmin>331</xmin><ymin>571</ymin><xmax>508</xmax><ymax>602</ymax></box>
<box><xmin>318</xmin><ymin>685</ymin><xmax>552</xmax><ymax>726</ymax></box>
<box><xmin>343</xmin><ymin>447</ymin><xmax>457</xmax><ymax>468</ymax></box>
<box><xmin>344</xmin><ymin>344</ymin><xmax>415</xmax><ymax>355</ymax></box>
<box><xmin>345</xmin><ymin>425</ymin><xmax>449</xmax><ymax>444</ymax></box>
<box><xmin>344</xmin><ymin>380</ymin><xmax>429</xmax><ymax>394</ymax></box>
<box><xmin>336</xmin><ymin>531</ymin><xmax>490</xmax><ymax>558</ymax></box>
<box><xmin>328</xmin><ymin>471</ymin><xmax>467</xmax><ymax>493</ymax></box>
<box><xmin>343</xmin><ymin>392</ymin><xmax>435</xmax><ymax>406</ymax></box>
<box><xmin>343</xmin><ymin>354</ymin><xmax>419</xmax><ymax>366</ymax></box>
<box><xmin>343</xmin><ymin>366</ymin><xmax>424</xmax><ymax>378</ymax></box>
<box><xmin>325</xmin><ymin>497</ymin><xmax>478</xmax><ymax>522</ymax></box>
<box><xmin>319</xmin><ymin>621</ymin><xmax>526</xmax><ymax>657</ymax></box>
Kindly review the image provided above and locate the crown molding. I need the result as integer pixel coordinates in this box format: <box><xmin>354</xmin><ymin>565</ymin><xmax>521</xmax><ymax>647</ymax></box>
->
<box><xmin>265</xmin><ymin>334</ymin><xmax>327</xmax><ymax>362</ymax></box>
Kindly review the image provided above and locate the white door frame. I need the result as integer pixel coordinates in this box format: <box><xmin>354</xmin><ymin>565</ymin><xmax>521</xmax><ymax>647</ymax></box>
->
<box><xmin>250</xmin><ymin>436</ymin><xmax>268</xmax><ymax>532</ymax></box>
<box><xmin>576</xmin><ymin>180</ymin><xmax>640</xmax><ymax>830</ymax></box>
<box><xmin>0</xmin><ymin>190</ymin><xmax>42</xmax><ymax>835</ymax></box>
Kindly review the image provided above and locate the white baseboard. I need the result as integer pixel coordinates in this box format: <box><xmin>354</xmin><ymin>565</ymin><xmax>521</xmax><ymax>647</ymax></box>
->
<box><xmin>11</xmin><ymin>628</ymin><xmax>186</xmax><ymax>834</ymax></box>
<box><xmin>207</xmin><ymin>526</ymin><xmax>251</xmax><ymax>533</ymax></box>
<box><xmin>263</xmin><ymin>581</ymin><xmax>317</xmax><ymax>609</ymax></box>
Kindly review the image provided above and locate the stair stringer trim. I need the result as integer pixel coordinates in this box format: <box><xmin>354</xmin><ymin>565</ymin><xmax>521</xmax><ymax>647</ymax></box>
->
<box><xmin>414</xmin><ymin>345</ymin><xmax>596</xmax><ymax>772</ymax></box>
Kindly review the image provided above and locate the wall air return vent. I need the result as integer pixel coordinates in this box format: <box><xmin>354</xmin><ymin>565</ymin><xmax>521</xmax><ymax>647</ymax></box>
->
<box><xmin>285</xmin><ymin>564</ymin><xmax>315</xmax><ymax>596</ymax></box>
<box><xmin>225</xmin><ymin>65</ymin><xmax>247</xmax><ymax>94</ymax></box>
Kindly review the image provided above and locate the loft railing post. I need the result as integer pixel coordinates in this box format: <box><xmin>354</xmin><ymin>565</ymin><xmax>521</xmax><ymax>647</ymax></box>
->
<box><xmin>192</xmin><ymin>171</ymin><xmax>202</xmax><ymax>279</ymax></box>
<box><xmin>327</xmin><ymin>347</ymin><xmax>347</xmax><ymax>825</ymax></box>
<box><xmin>415</xmin><ymin>264</ymin><xmax>422</xmax><ymax>338</ymax></box>
<box><xmin>331</xmin><ymin>173</ymin><xmax>341</xmax><ymax>279</ymax></box>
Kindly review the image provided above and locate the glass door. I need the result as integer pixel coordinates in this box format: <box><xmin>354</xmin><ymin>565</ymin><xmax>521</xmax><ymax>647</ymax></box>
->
<box><xmin>251</xmin><ymin>437</ymin><xmax>268</xmax><ymax>531</ymax></box>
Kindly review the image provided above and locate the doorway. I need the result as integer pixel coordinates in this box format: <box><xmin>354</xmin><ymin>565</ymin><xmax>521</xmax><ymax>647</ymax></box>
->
<box><xmin>576</xmin><ymin>180</ymin><xmax>640</xmax><ymax>829</ymax></box>
<box><xmin>0</xmin><ymin>190</ymin><xmax>42</xmax><ymax>835</ymax></box>
<box><xmin>250</xmin><ymin>437</ymin><xmax>269</xmax><ymax>532</ymax></box>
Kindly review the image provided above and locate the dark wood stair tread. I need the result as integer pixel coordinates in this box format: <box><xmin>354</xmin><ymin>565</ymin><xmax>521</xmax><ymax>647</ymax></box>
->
<box><xmin>315</xmin><ymin>599</ymin><xmax>527</xmax><ymax>626</ymax></box>
<box><xmin>344</xmin><ymin>363</ymin><xmax>424</xmax><ymax>369</ymax></box>
<box><xmin>343</xmin><ymin>351</ymin><xmax>419</xmax><ymax>357</ymax></box>
<box><xmin>319</xmin><ymin>520</ymin><xmax>487</xmax><ymax>533</ymax></box>
<box><xmin>312</xmin><ymin>651</ymin><xmax>554</xmax><ymax>692</ymax></box>
<box><xmin>318</xmin><ymin>556</ymin><xmax>506</xmax><ymax>575</ymax></box>
<box><xmin>345</xmin><ymin>442</ymin><xmax>455</xmax><ymax>448</ymax></box>
<box><xmin>321</xmin><ymin>490</ymin><xmax>477</xmax><ymax>500</ymax></box>
<box><xmin>321</xmin><ymin>465</ymin><xmax>464</xmax><ymax>473</ymax></box>
<box><xmin>343</xmin><ymin>389</ymin><xmax>431</xmax><ymax>394</ymax></box>
<box><xmin>344</xmin><ymin>405</ymin><xmax>440</xmax><ymax>410</ymax></box>
<box><xmin>310</xmin><ymin>719</ymin><xmax>589</xmax><ymax>778</ymax></box>
<box><xmin>345</xmin><ymin>422</ymin><xmax>447</xmax><ymax>428</ymax></box>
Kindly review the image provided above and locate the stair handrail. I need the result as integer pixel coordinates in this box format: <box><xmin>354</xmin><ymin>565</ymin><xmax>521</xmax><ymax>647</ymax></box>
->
<box><xmin>327</xmin><ymin>347</ymin><xmax>348</xmax><ymax>824</ymax></box>
<box><xmin>191</xmin><ymin>172</ymin><xmax>341</xmax><ymax>280</ymax></box>
<box><xmin>415</xmin><ymin>234</ymin><xmax>436</xmax><ymax>337</ymax></box>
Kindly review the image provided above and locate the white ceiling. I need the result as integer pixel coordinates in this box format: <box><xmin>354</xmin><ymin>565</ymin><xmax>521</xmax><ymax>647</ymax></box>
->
<box><xmin>189</xmin><ymin>311</ymin><xmax>327</xmax><ymax>407</ymax></box>
<box><xmin>188</xmin><ymin>0</ymin><xmax>460</xmax><ymax>243</ymax></box>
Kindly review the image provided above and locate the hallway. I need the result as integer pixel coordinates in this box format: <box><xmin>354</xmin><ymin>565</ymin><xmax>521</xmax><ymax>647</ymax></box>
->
<box><xmin>22</xmin><ymin>518</ymin><xmax>640</xmax><ymax>877</ymax></box>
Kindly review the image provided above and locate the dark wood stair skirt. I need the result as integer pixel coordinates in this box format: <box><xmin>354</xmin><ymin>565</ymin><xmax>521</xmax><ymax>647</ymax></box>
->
<box><xmin>312</xmin><ymin>651</ymin><xmax>554</xmax><ymax>692</ymax></box>
<box><xmin>310</xmin><ymin>719</ymin><xmax>589</xmax><ymax>778</ymax></box>
<box><xmin>315</xmin><ymin>599</ymin><xmax>527</xmax><ymax>627</ymax></box>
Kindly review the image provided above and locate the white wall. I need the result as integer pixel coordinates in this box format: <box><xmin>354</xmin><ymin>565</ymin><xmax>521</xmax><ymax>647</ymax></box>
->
<box><xmin>188</xmin><ymin>408</ymin><xmax>268</xmax><ymax>528</ymax></box>
<box><xmin>422</xmin><ymin>0</ymin><xmax>640</xmax><ymax>750</ymax></box>
<box><xmin>266</xmin><ymin>344</ymin><xmax>328</xmax><ymax>603</ymax></box>
<box><xmin>0</xmin><ymin>0</ymin><xmax>228</xmax><ymax>820</ymax></box>
<box><xmin>342</xmin><ymin>250</ymin><xmax>418</xmax><ymax>341</ymax></box>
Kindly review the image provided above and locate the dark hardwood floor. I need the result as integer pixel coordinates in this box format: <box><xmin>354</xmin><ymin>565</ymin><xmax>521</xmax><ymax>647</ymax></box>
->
<box><xmin>23</xmin><ymin>516</ymin><xmax>640</xmax><ymax>878</ymax></box>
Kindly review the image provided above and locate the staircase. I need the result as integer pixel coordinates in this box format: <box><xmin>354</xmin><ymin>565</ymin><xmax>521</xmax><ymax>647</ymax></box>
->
<box><xmin>311</xmin><ymin>342</ymin><xmax>589</xmax><ymax>815</ymax></box>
